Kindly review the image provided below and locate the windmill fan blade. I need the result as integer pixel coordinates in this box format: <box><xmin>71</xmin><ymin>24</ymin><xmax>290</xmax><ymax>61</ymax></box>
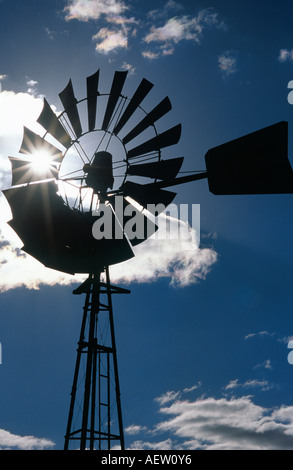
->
<box><xmin>205</xmin><ymin>121</ymin><xmax>293</xmax><ymax>195</ymax></box>
<box><xmin>87</xmin><ymin>69</ymin><xmax>100</xmax><ymax>131</ymax></box>
<box><xmin>19</xmin><ymin>127</ymin><xmax>63</xmax><ymax>163</ymax></box>
<box><xmin>113</xmin><ymin>78</ymin><xmax>154</xmax><ymax>136</ymax></box>
<box><xmin>8</xmin><ymin>156</ymin><xmax>58</xmax><ymax>186</ymax></box>
<box><xmin>59</xmin><ymin>79</ymin><xmax>82</xmax><ymax>138</ymax></box>
<box><xmin>121</xmin><ymin>181</ymin><xmax>176</xmax><ymax>214</ymax></box>
<box><xmin>127</xmin><ymin>157</ymin><xmax>184</xmax><ymax>180</ymax></box>
<box><xmin>3</xmin><ymin>180</ymin><xmax>65</xmax><ymax>247</ymax></box>
<box><xmin>127</xmin><ymin>124</ymin><xmax>181</xmax><ymax>159</ymax></box>
<box><xmin>108</xmin><ymin>195</ymin><xmax>158</xmax><ymax>246</ymax></box>
<box><xmin>3</xmin><ymin>181</ymin><xmax>134</xmax><ymax>274</ymax></box>
<box><xmin>91</xmin><ymin>203</ymin><xmax>134</xmax><ymax>266</ymax></box>
<box><xmin>102</xmin><ymin>71</ymin><xmax>128</xmax><ymax>131</ymax></box>
<box><xmin>37</xmin><ymin>98</ymin><xmax>72</xmax><ymax>148</ymax></box>
<box><xmin>122</xmin><ymin>97</ymin><xmax>172</xmax><ymax>145</ymax></box>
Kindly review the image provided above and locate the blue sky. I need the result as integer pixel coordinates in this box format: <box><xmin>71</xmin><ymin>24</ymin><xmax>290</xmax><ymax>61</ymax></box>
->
<box><xmin>0</xmin><ymin>0</ymin><xmax>293</xmax><ymax>450</ymax></box>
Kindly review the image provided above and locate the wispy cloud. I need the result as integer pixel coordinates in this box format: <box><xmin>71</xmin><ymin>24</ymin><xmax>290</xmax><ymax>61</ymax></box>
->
<box><xmin>121</xmin><ymin>61</ymin><xmax>136</xmax><ymax>74</ymax></box>
<box><xmin>144</xmin><ymin>11</ymin><xmax>222</xmax><ymax>45</ymax></box>
<box><xmin>253</xmin><ymin>359</ymin><xmax>272</xmax><ymax>370</ymax></box>
<box><xmin>155</xmin><ymin>383</ymin><xmax>202</xmax><ymax>406</ymax></box>
<box><xmin>44</xmin><ymin>26</ymin><xmax>56</xmax><ymax>40</ymax></box>
<box><xmin>129</xmin><ymin>438</ymin><xmax>173</xmax><ymax>450</ymax></box>
<box><xmin>225</xmin><ymin>378</ymin><xmax>272</xmax><ymax>392</ymax></box>
<box><xmin>142</xmin><ymin>50</ymin><xmax>160</xmax><ymax>60</ymax></box>
<box><xmin>147</xmin><ymin>0</ymin><xmax>184</xmax><ymax>20</ymax></box>
<box><xmin>155</xmin><ymin>390</ymin><xmax>181</xmax><ymax>405</ymax></box>
<box><xmin>244</xmin><ymin>330</ymin><xmax>293</xmax><ymax>349</ymax></box>
<box><xmin>244</xmin><ymin>331</ymin><xmax>275</xmax><ymax>340</ymax></box>
<box><xmin>63</xmin><ymin>2</ymin><xmax>226</xmax><ymax>61</ymax></box>
<box><xmin>143</xmin><ymin>9</ymin><xmax>226</xmax><ymax>59</ymax></box>
<box><xmin>218</xmin><ymin>51</ymin><xmax>237</xmax><ymax>76</ymax></box>
<box><xmin>0</xmin><ymin>428</ymin><xmax>54</xmax><ymax>450</ymax></box>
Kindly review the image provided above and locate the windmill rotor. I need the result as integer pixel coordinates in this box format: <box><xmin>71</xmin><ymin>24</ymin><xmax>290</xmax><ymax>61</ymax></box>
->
<box><xmin>3</xmin><ymin>69</ymin><xmax>185</xmax><ymax>275</ymax></box>
<box><xmin>3</xmin><ymin>69</ymin><xmax>293</xmax><ymax>278</ymax></box>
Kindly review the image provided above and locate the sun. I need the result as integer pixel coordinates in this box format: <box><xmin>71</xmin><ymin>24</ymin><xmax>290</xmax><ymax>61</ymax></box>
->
<box><xmin>28</xmin><ymin>151</ymin><xmax>59</xmax><ymax>183</ymax></box>
<box><xmin>30</xmin><ymin>151</ymin><xmax>53</xmax><ymax>172</ymax></box>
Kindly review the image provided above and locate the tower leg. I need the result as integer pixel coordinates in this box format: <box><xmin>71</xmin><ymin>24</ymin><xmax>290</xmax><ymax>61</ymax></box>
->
<box><xmin>64</xmin><ymin>268</ymin><xmax>130</xmax><ymax>450</ymax></box>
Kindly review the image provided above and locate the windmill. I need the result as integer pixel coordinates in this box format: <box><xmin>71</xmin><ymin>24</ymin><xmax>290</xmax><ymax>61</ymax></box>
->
<box><xmin>2</xmin><ymin>69</ymin><xmax>293</xmax><ymax>450</ymax></box>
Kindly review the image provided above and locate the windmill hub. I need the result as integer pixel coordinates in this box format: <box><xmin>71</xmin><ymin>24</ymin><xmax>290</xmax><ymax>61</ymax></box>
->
<box><xmin>83</xmin><ymin>150</ymin><xmax>114</xmax><ymax>196</ymax></box>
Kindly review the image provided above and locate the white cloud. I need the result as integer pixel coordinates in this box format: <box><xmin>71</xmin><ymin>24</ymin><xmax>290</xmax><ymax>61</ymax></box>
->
<box><xmin>64</xmin><ymin>0</ymin><xmax>129</xmax><ymax>22</ymax></box>
<box><xmin>0</xmin><ymin>89</ymin><xmax>81</xmax><ymax>292</ymax></box>
<box><xmin>110</xmin><ymin>216</ymin><xmax>217</xmax><ymax>288</ymax></box>
<box><xmin>0</xmin><ymin>212</ymin><xmax>217</xmax><ymax>292</ymax></box>
<box><xmin>26</xmin><ymin>78</ymin><xmax>39</xmax><ymax>96</ymax></box>
<box><xmin>121</xmin><ymin>61</ymin><xmax>136</xmax><ymax>74</ymax></box>
<box><xmin>126</xmin><ymin>383</ymin><xmax>293</xmax><ymax>450</ymax></box>
<box><xmin>153</xmin><ymin>395</ymin><xmax>293</xmax><ymax>450</ymax></box>
<box><xmin>218</xmin><ymin>51</ymin><xmax>237</xmax><ymax>76</ymax></box>
<box><xmin>0</xmin><ymin>89</ymin><xmax>47</xmax><ymax>192</ymax></box>
<box><xmin>0</xmin><ymin>428</ymin><xmax>54</xmax><ymax>450</ymax></box>
<box><xmin>92</xmin><ymin>27</ymin><xmax>128</xmax><ymax>53</ymax></box>
<box><xmin>0</xmin><ymin>85</ymin><xmax>217</xmax><ymax>293</ymax></box>
<box><xmin>64</xmin><ymin>0</ymin><xmax>137</xmax><ymax>54</ymax></box>
<box><xmin>162</xmin><ymin>47</ymin><xmax>175</xmax><ymax>56</ymax></box>
<box><xmin>0</xmin><ymin>225</ymin><xmax>82</xmax><ymax>292</ymax></box>
<box><xmin>278</xmin><ymin>49</ymin><xmax>293</xmax><ymax>62</ymax></box>
<box><xmin>26</xmin><ymin>79</ymin><xmax>38</xmax><ymax>87</ymax></box>
<box><xmin>142</xmin><ymin>9</ymin><xmax>226</xmax><ymax>60</ymax></box>
<box><xmin>183</xmin><ymin>383</ymin><xmax>201</xmax><ymax>393</ymax></box>
<box><xmin>125</xmin><ymin>424</ymin><xmax>148</xmax><ymax>435</ymax></box>
<box><xmin>155</xmin><ymin>390</ymin><xmax>181</xmax><ymax>405</ymax></box>
<box><xmin>129</xmin><ymin>438</ymin><xmax>174</xmax><ymax>450</ymax></box>
<box><xmin>225</xmin><ymin>378</ymin><xmax>239</xmax><ymax>390</ymax></box>
<box><xmin>144</xmin><ymin>16</ymin><xmax>201</xmax><ymax>45</ymax></box>
<box><xmin>106</xmin><ymin>14</ymin><xmax>138</xmax><ymax>25</ymax></box>
<box><xmin>0</xmin><ymin>90</ymin><xmax>43</xmax><ymax>141</ymax></box>
<box><xmin>63</xmin><ymin>3</ymin><xmax>226</xmax><ymax>59</ymax></box>
<box><xmin>142</xmin><ymin>50</ymin><xmax>160</xmax><ymax>60</ymax></box>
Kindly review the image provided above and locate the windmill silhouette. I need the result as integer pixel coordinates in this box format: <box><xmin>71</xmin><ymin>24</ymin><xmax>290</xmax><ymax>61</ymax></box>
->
<box><xmin>2</xmin><ymin>69</ymin><xmax>293</xmax><ymax>450</ymax></box>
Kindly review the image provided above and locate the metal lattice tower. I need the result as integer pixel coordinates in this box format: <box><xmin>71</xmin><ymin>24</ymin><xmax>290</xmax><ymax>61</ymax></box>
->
<box><xmin>64</xmin><ymin>267</ymin><xmax>129</xmax><ymax>450</ymax></box>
